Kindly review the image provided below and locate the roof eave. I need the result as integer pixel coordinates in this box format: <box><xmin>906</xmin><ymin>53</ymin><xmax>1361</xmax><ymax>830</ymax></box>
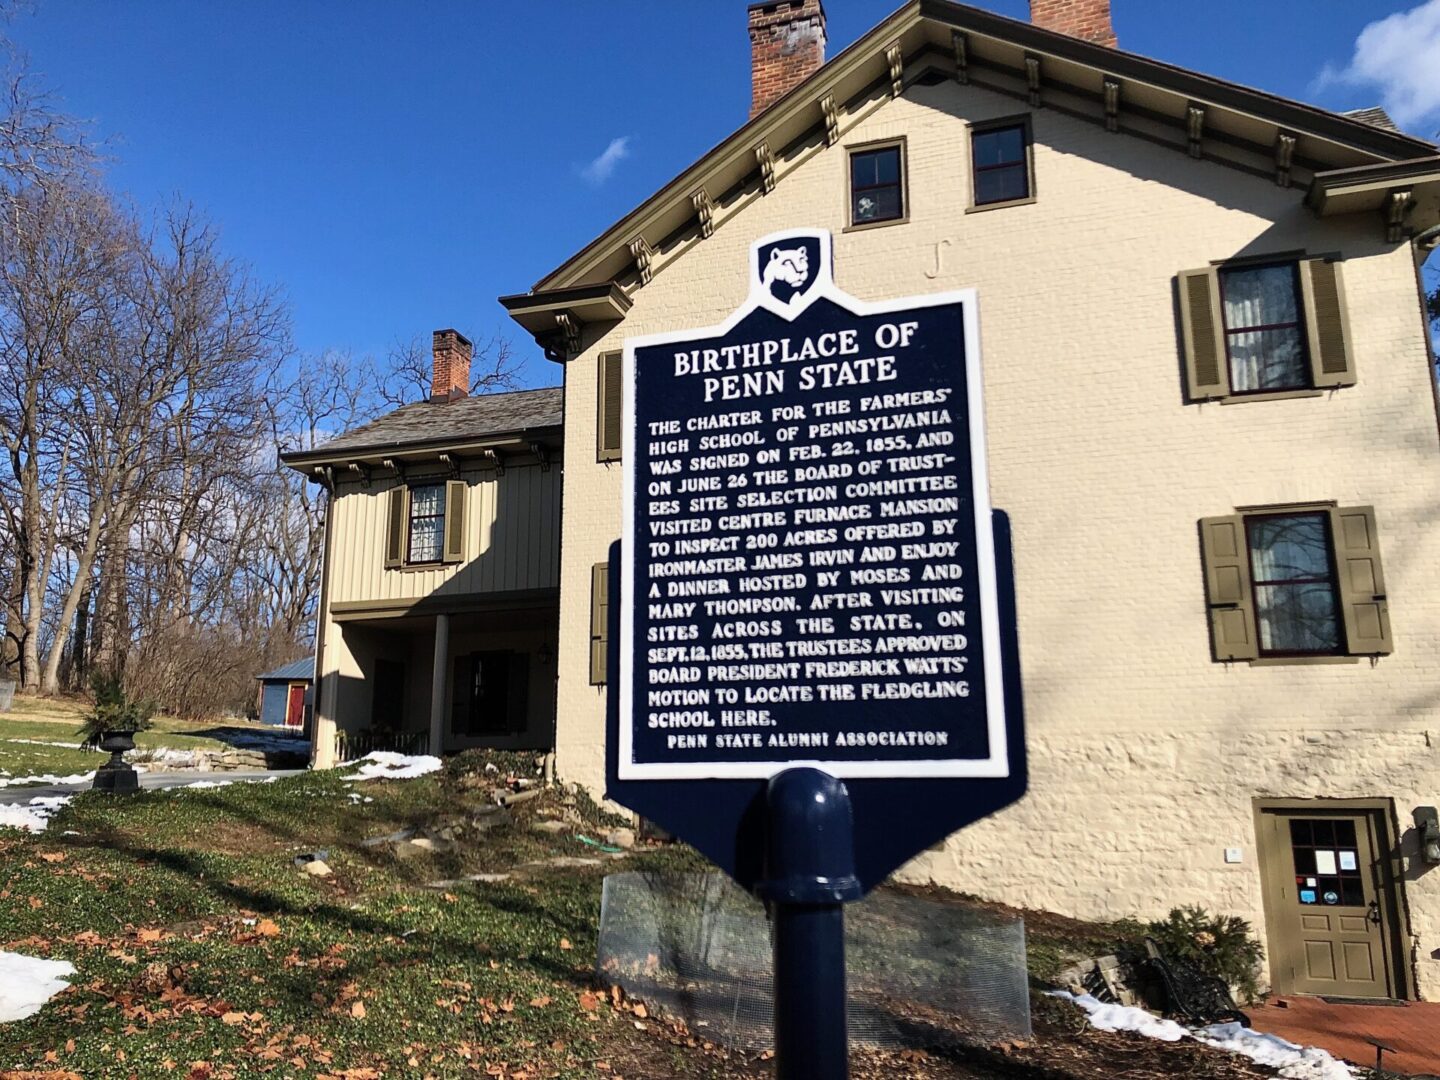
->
<box><xmin>279</xmin><ymin>424</ymin><xmax>564</xmax><ymax>474</ymax></box>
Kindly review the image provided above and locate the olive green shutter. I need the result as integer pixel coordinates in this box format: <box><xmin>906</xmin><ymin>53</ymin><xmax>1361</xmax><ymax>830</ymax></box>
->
<box><xmin>590</xmin><ymin>562</ymin><xmax>609</xmax><ymax>685</ymax></box>
<box><xmin>1178</xmin><ymin>267</ymin><xmax>1229</xmax><ymax>401</ymax></box>
<box><xmin>597</xmin><ymin>351</ymin><xmax>622</xmax><ymax>462</ymax></box>
<box><xmin>442</xmin><ymin>479</ymin><xmax>467</xmax><ymax>563</ymax></box>
<box><xmin>1300</xmin><ymin>259</ymin><xmax>1356</xmax><ymax>389</ymax></box>
<box><xmin>1330</xmin><ymin>506</ymin><xmax>1391</xmax><ymax>655</ymax></box>
<box><xmin>1199</xmin><ymin>515</ymin><xmax>1259</xmax><ymax>660</ymax></box>
<box><xmin>384</xmin><ymin>486</ymin><xmax>408</xmax><ymax>568</ymax></box>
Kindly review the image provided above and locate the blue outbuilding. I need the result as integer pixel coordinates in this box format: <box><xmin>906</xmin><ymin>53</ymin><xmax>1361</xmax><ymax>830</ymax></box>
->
<box><xmin>255</xmin><ymin>657</ymin><xmax>314</xmax><ymax>729</ymax></box>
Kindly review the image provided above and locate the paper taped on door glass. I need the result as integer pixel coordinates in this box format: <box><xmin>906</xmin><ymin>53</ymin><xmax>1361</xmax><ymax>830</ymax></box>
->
<box><xmin>1339</xmin><ymin>851</ymin><xmax>1357</xmax><ymax>871</ymax></box>
<box><xmin>1315</xmin><ymin>850</ymin><xmax>1337</xmax><ymax>875</ymax></box>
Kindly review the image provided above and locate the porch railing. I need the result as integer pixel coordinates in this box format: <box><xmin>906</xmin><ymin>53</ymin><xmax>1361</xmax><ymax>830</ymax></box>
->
<box><xmin>336</xmin><ymin>729</ymin><xmax>431</xmax><ymax>761</ymax></box>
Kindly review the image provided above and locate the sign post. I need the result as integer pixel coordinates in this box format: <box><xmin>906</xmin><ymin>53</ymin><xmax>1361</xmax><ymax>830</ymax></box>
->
<box><xmin>605</xmin><ymin>229</ymin><xmax>1026</xmax><ymax>1077</ymax></box>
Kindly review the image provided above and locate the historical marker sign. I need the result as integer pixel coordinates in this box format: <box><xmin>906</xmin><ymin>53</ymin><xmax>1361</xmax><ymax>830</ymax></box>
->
<box><xmin>619</xmin><ymin>228</ymin><xmax>1009</xmax><ymax>782</ymax></box>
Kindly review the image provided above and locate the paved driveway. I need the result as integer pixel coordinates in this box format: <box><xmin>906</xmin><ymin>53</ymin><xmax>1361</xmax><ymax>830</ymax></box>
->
<box><xmin>0</xmin><ymin>770</ymin><xmax>305</xmax><ymax>804</ymax></box>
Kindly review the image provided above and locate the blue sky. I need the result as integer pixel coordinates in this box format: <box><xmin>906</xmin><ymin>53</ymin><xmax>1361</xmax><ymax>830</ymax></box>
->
<box><xmin>8</xmin><ymin>1</ymin><xmax>1438</xmax><ymax>388</ymax></box>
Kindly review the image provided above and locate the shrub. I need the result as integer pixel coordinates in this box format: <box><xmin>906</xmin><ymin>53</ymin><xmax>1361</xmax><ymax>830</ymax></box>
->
<box><xmin>1145</xmin><ymin>905</ymin><xmax>1265</xmax><ymax>1002</ymax></box>
<box><xmin>77</xmin><ymin>674</ymin><xmax>156</xmax><ymax>745</ymax></box>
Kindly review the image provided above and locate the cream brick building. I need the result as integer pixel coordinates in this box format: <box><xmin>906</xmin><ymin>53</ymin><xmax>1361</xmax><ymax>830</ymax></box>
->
<box><xmin>496</xmin><ymin>0</ymin><xmax>1440</xmax><ymax>1000</ymax></box>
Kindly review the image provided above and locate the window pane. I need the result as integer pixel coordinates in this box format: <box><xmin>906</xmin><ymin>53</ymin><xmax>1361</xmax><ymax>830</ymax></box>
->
<box><xmin>1222</xmin><ymin>265</ymin><xmax>1299</xmax><ymax>330</ymax></box>
<box><xmin>1227</xmin><ymin>327</ymin><xmax>1307</xmax><ymax>391</ymax></box>
<box><xmin>1255</xmin><ymin>583</ymin><xmax>1340</xmax><ymax>653</ymax></box>
<box><xmin>871</xmin><ymin>147</ymin><xmax>899</xmax><ymax>184</ymax></box>
<box><xmin>410</xmin><ymin>484</ymin><xmax>444</xmax><ymax>517</ymax></box>
<box><xmin>409</xmin><ymin>517</ymin><xmax>443</xmax><ymax>563</ymax></box>
<box><xmin>1335</xmin><ymin>820</ymin><xmax>1356</xmax><ymax>846</ymax></box>
<box><xmin>975</xmin><ymin>164</ymin><xmax>1029</xmax><ymax>205</ymax></box>
<box><xmin>1290</xmin><ymin>819</ymin><xmax>1313</xmax><ymax>846</ymax></box>
<box><xmin>973</xmin><ymin>126</ymin><xmax>1025</xmax><ymax>167</ymax></box>
<box><xmin>853</xmin><ymin>185</ymin><xmax>902</xmax><ymax>223</ymax></box>
<box><xmin>851</xmin><ymin>148</ymin><xmax>899</xmax><ymax>188</ymax></box>
<box><xmin>1248</xmin><ymin>515</ymin><xmax>1330</xmax><ymax>582</ymax></box>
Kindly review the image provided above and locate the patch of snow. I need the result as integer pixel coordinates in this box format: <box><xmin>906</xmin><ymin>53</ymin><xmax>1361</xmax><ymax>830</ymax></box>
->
<box><xmin>1196</xmin><ymin>1022</ymin><xmax>1356</xmax><ymax>1080</ymax></box>
<box><xmin>0</xmin><ymin>771</ymin><xmax>96</xmax><ymax>789</ymax></box>
<box><xmin>0</xmin><ymin>795</ymin><xmax>72</xmax><ymax>833</ymax></box>
<box><xmin>1052</xmin><ymin>994</ymin><xmax>1355</xmax><ymax>1080</ymax></box>
<box><xmin>0</xmin><ymin>950</ymin><xmax>76</xmax><ymax>1022</ymax></box>
<box><xmin>1</xmin><ymin>737</ymin><xmax>90</xmax><ymax>750</ymax></box>
<box><xmin>340</xmin><ymin>752</ymin><xmax>443</xmax><ymax>782</ymax></box>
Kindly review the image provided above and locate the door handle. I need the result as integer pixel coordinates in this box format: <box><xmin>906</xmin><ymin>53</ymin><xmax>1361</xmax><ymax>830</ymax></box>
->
<box><xmin>1367</xmin><ymin>900</ymin><xmax>1382</xmax><ymax>926</ymax></box>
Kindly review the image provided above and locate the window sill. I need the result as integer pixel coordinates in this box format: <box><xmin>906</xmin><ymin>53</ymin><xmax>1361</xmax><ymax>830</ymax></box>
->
<box><xmin>390</xmin><ymin>560</ymin><xmax>457</xmax><ymax>573</ymax></box>
<box><xmin>844</xmin><ymin>215</ymin><xmax>909</xmax><ymax>233</ymax></box>
<box><xmin>1219</xmin><ymin>388</ymin><xmax>1325</xmax><ymax>405</ymax></box>
<box><xmin>1247</xmin><ymin>655</ymin><xmax>1359</xmax><ymax>667</ymax></box>
<box><xmin>965</xmin><ymin>195</ymin><xmax>1036</xmax><ymax>214</ymax></box>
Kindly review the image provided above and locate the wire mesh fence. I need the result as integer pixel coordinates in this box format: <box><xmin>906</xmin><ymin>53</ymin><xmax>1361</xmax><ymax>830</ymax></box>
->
<box><xmin>597</xmin><ymin>871</ymin><xmax>1030</xmax><ymax>1053</ymax></box>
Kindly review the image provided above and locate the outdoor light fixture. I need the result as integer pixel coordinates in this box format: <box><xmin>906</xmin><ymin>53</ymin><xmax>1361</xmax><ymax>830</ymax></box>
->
<box><xmin>1416</xmin><ymin>807</ymin><xmax>1440</xmax><ymax>866</ymax></box>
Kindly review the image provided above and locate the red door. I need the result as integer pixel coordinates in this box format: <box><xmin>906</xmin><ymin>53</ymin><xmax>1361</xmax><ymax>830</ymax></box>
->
<box><xmin>285</xmin><ymin>684</ymin><xmax>306</xmax><ymax>728</ymax></box>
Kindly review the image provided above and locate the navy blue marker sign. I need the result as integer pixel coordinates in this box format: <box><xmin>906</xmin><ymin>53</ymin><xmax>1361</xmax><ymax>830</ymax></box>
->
<box><xmin>620</xmin><ymin>229</ymin><xmax>1008</xmax><ymax>781</ymax></box>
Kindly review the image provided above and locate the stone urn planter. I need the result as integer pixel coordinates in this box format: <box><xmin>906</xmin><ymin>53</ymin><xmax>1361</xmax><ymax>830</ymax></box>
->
<box><xmin>92</xmin><ymin>730</ymin><xmax>140</xmax><ymax>794</ymax></box>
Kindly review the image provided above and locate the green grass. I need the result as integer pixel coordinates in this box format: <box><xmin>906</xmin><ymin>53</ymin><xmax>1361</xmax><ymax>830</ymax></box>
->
<box><xmin>0</xmin><ymin>695</ymin><xmax>280</xmax><ymax>785</ymax></box>
<box><xmin>0</xmin><ymin>762</ymin><xmax>726</xmax><ymax>1079</ymax></box>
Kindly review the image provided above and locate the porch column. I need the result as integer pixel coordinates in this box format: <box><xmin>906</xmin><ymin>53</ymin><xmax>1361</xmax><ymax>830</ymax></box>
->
<box><xmin>429</xmin><ymin>613</ymin><xmax>449</xmax><ymax>756</ymax></box>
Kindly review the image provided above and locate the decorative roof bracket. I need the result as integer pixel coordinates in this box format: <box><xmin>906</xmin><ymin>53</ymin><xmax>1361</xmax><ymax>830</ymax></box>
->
<box><xmin>312</xmin><ymin>465</ymin><xmax>334</xmax><ymax>493</ymax></box>
<box><xmin>886</xmin><ymin>42</ymin><xmax>904</xmax><ymax>97</ymax></box>
<box><xmin>628</xmin><ymin>236</ymin><xmax>655</xmax><ymax>286</ymax></box>
<box><xmin>1103</xmin><ymin>78</ymin><xmax>1121</xmax><ymax>133</ymax></box>
<box><xmin>530</xmin><ymin>442</ymin><xmax>551</xmax><ymax>472</ymax></box>
<box><xmin>481</xmin><ymin>449</ymin><xmax>505</xmax><ymax>475</ymax></box>
<box><xmin>951</xmin><ymin>30</ymin><xmax>968</xmax><ymax>84</ymax></box>
<box><xmin>381</xmin><ymin>458</ymin><xmax>404</xmax><ymax>481</ymax></box>
<box><xmin>438</xmin><ymin>453</ymin><xmax>461</xmax><ymax>479</ymax></box>
<box><xmin>1384</xmin><ymin>188</ymin><xmax>1414</xmax><ymax>243</ymax></box>
<box><xmin>1186</xmin><ymin>103</ymin><xmax>1205</xmax><ymax>159</ymax></box>
<box><xmin>1024</xmin><ymin>54</ymin><xmax>1042</xmax><ymax>107</ymax></box>
<box><xmin>691</xmin><ymin>189</ymin><xmax>715</xmax><ymax>239</ymax></box>
<box><xmin>821</xmin><ymin>95</ymin><xmax>840</xmax><ymax>146</ymax></box>
<box><xmin>755</xmin><ymin>142</ymin><xmax>777</xmax><ymax>194</ymax></box>
<box><xmin>346</xmin><ymin>461</ymin><xmax>371</xmax><ymax>489</ymax></box>
<box><xmin>556</xmin><ymin>311</ymin><xmax>582</xmax><ymax>356</ymax></box>
<box><xmin>1273</xmin><ymin>132</ymin><xmax>1296</xmax><ymax>188</ymax></box>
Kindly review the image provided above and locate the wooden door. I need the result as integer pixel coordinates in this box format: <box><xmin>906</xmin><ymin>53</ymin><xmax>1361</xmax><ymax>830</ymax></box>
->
<box><xmin>1258</xmin><ymin>808</ymin><xmax>1396</xmax><ymax>999</ymax></box>
<box><xmin>284</xmin><ymin>684</ymin><xmax>306</xmax><ymax>728</ymax></box>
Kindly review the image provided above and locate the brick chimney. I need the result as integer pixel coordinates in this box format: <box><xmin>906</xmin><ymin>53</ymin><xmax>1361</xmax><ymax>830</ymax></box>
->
<box><xmin>431</xmin><ymin>328</ymin><xmax>472</xmax><ymax>403</ymax></box>
<box><xmin>748</xmin><ymin>0</ymin><xmax>826</xmax><ymax>120</ymax></box>
<box><xmin>1029</xmin><ymin>0</ymin><xmax>1116</xmax><ymax>47</ymax></box>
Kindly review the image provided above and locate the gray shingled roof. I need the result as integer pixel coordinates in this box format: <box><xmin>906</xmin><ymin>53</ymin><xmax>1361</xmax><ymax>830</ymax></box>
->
<box><xmin>308</xmin><ymin>387</ymin><xmax>562</xmax><ymax>457</ymax></box>
<box><xmin>1344</xmin><ymin>107</ymin><xmax>1400</xmax><ymax>133</ymax></box>
<box><xmin>257</xmin><ymin>657</ymin><xmax>314</xmax><ymax>682</ymax></box>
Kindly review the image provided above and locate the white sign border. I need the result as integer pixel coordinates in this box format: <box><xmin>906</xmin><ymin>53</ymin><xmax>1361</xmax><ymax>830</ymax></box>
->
<box><xmin>618</xmin><ymin>228</ymin><xmax>1008</xmax><ymax>781</ymax></box>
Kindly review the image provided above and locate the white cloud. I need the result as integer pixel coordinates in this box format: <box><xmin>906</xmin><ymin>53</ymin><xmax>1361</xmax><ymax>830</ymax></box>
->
<box><xmin>1317</xmin><ymin>0</ymin><xmax>1440</xmax><ymax>130</ymax></box>
<box><xmin>580</xmin><ymin>136</ymin><xmax>632</xmax><ymax>185</ymax></box>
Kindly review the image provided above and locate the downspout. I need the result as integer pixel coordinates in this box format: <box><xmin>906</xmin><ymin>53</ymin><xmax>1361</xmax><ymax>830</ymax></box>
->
<box><xmin>309</xmin><ymin>479</ymin><xmax>336</xmax><ymax>768</ymax></box>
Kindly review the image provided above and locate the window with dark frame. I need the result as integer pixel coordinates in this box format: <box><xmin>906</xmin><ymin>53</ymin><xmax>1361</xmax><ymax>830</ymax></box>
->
<box><xmin>1219</xmin><ymin>263</ymin><xmax>1310</xmax><ymax>393</ymax></box>
<box><xmin>406</xmin><ymin>483</ymin><xmax>446</xmax><ymax>564</ymax></box>
<box><xmin>1288</xmin><ymin>818</ymin><xmax>1365</xmax><ymax>907</ymax></box>
<box><xmin>1244</xmin><ymin>511</ymin><xmax>1342</xmax><ymax>657</ymax></box>
<box><xmin>971</xmin><ymin>123</ymin><xmax>1029</xmax><ymax>206</ymax></box>
<box><xmin>849</xmin><ymin>145</ymin><xmax>903</xmax><ymax>225</ymax></box>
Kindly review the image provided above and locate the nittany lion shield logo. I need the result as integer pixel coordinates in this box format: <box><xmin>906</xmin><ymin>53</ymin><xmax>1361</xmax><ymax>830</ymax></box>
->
<box><xmin>754</xmin><ymin>232</ymin><xmax>825</xmax><ymax>307</ymax></box>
